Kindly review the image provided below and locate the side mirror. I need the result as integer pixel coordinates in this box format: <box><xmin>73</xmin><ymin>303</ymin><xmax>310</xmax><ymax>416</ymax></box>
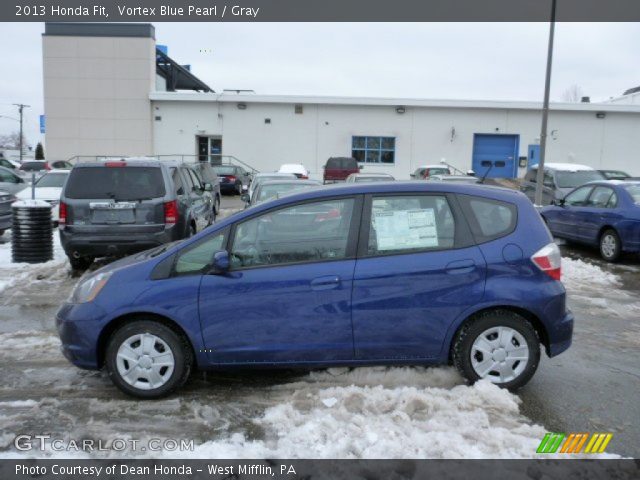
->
<box><xmin>210</xmin><ymin>250</ymin><xmax>230</xmax><ymax>274</ymax></box>
<box><xmin>203</xmin><ymin>183</ymin><xmax>213</xmax><ymax>192</ymax></box>
<box><xmin>240</xmin><ymin>193</ymin><xmax>250</xmax><ymax>203</ymax></box>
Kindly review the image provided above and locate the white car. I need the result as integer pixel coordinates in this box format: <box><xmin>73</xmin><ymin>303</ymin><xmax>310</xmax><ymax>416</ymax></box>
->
<box><xmin>410</xmin><ymin>165</ymin><xmax>452</xmax><ymax>179</ymax></box>
<box><xmin>278</xmin><ymin>163</ymin><xmax>310</xmax><ymax>179</ymax></box>
<box><xmin>16</xmin><ymin>169</ymin><xmax>70</xmax><ymax>223</ymax></box>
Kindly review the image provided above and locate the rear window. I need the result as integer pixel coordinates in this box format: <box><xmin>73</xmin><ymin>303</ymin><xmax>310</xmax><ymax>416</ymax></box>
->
<box><xmin>65</xmin><ymin>167</ymin><xmax>166</xmax><ymax>200</ymax></box>
<box><xmin>20</xmin><ymin>162</ymin><xmax>46</xmax><ymax>171</ymax></box>
<box><xmin>35</xmin><ymin>172</ymin><xmax>68</xmax><ymax>188</ymax></box>
<box><xmin>326</xmin><ymin>158</ymin><xmax>357</xmax><ymax>169</ymax></box>
<box><xmin>458</xmin><ymin>195</ymin><xmax>517</xmax><ymax>243</ymax></box>
<box><xmin>213</xmin><ymin>166</ymin><xmax>237</xmax><ymax>175</ymax></box>
<box><xmin>555</xmin><ymin>170</ymin><xmax>604</xmax><ymax>188</ymax></box>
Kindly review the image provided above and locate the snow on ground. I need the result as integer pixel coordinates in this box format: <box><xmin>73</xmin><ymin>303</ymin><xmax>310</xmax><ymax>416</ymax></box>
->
<box><xmin>0</xmin><ymin>231</ymin><xmax>69</xmax><ymax>303</ymax></box>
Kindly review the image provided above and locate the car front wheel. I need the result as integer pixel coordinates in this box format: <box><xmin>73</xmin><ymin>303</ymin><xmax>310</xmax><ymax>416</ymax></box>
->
<box><xmin>105</xmin><ymin>320</ymin><xmax>193</xmax><ymax>399</ymax></box>
<box><xmin>600</xmin><ymin>229</ymin><xmax>621</xmax><ymax>262</ymax></box>
<box><xmin>453</xmin><ymin>310</ymin><xmax>540</xmax><ymax>390</ymax></box>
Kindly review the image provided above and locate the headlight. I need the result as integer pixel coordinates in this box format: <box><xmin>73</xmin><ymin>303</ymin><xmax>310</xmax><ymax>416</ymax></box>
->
<box><xmin>70</xmin><ymin>271</ymin><xmax>112</xmax><ymax>303</ymax></box>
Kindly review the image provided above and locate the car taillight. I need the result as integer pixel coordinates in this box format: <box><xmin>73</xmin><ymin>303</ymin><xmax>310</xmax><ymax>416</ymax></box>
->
<box><xmin>44</xmin><ymin>162</ymin><xmax>51</xmax><ymax>170</ymax></box>
<box><xmin>531</xmin><ymin>243</ymin><xmax>562</xmax><ymax>281</ymax></box>
<box><xmin>227</xmin><ymin>175</ymin><xmax>236</xmax><ymax>182</ymax></box>
<box><xmin>59</xmin><ymin>202</ymin><xmax>67</xmax><ymax>226</ymax></box>
<box><xmin>105</xmin><ymin>162</ymin><xmax>126</xmax><ymax>167</ymax></box>
<box><xmin>164</xmin><ymin>200</ymin><xmax>178</xmax><ymax>225</ymax></box>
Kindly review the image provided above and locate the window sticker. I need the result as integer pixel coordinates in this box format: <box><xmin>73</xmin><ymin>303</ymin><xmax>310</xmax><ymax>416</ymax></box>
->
<box><xmin>373</xmin><ymin>208</ymin><xmax>438</xmax><ymax>251</ymax></box>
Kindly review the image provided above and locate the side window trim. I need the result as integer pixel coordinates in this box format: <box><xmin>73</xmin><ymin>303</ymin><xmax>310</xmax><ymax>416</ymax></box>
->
<box><xmin>356</xmin><ymin>192</ymin><xmax>474</xmax><ymax>259</ymax></box>
<box><xmin>227</xmin><ymin>195</ymin><xmax>364</xmax><ymax>271</ymax></box>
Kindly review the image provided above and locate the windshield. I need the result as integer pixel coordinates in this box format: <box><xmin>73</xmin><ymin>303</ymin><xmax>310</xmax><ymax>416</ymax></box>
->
<box><xmin>213</xmin><ymin>166</ymin><xmax>236</xmax><ymax>175</ymax></box>
<box><xmin>555</xmin><ymin>170</ymin><xmax>604</xmax><ymax>188</ymax></box>
<box><xmin>624</xmin><ymin>185</ymin><xmax>640</xmax><ymax>204</ymax></box>
<box><xmin>64</xmin><ymin>167</ymin><xmax>166</xmax><ymax>200</ymax></box>
<box><xmin>256</xmin><ymin>183</ymin><xmax>317</xmax><ymax>203</ymax></box>
<box><xmin>35</xmin><ymin>172</ymin><xmax>69</xmax><ymax>188</ymax></box>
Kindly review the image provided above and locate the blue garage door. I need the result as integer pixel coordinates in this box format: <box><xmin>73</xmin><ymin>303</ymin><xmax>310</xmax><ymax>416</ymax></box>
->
<box><xmin>472</xmin><ymin>134</ymin><xmax>519</xmax><ymax>179</ymax></box>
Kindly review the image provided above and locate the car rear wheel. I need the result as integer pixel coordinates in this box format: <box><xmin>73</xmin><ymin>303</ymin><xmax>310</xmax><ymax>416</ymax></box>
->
<box><xmin>105</xmin><ymin>320</ymin><xmax>193</xmax><ymax>399</ymax></box>
<box><xmin>599</xmin><ymin>229</ymin><xmax>621</xmax><ymax>262</ymax></box>
<box><xmin>453</xmin><ymin>310</ymin><xmax>540</xmax><ymax>390</ymax></box>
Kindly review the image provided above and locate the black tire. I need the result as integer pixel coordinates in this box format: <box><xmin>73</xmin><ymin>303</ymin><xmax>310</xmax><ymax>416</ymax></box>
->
<box><xmin>68</xmin><ymin>255</ymin><xmax>93</xmax><ymax>271</ymax></box>
<box><xmin>0</xmin><ymin>229</ymin><xmax>5</xmax><ymax>236</ymax></box>
<box><xmin>105</xmin><ymin>319</ymin><xmax>193</xmax><ymax>399</ymax></box>
<box><xmin>453</xmin><ymin>310</ymin><xmax>540</xmax><ymax>390</ymax></box>
<box><xmin>599</xmin><ymin>228</ymin><xmax>621</xmax><ymax>262</ymax></box>
<box><xmin>213</xmin><ymin>195</ymin><xmax>221</xmax><ymax>215</ymax></box>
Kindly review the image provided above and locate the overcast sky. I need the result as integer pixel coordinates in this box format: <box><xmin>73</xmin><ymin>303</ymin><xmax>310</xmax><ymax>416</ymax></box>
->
<box><xmin>0</xmin><ymin>22</ymin><xmax>638</xmax><ymax>147</ymax></box>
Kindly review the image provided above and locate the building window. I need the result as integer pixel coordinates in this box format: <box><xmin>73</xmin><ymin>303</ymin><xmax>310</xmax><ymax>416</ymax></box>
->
<box><xmin>352</xmin><ymin>136</ymin><xmax>395</xmax><ymax>164</ymax></box>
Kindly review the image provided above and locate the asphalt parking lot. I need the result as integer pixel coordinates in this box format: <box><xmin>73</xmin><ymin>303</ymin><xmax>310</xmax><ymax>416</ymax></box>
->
<box><xmin>0</xmin><ymin>193</ymin><xmax>638</xmax><ymax>458</ymax></box>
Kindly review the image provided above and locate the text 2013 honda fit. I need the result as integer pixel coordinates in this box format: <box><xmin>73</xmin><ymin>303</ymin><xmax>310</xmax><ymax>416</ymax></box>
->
<box><xmin>56</xmin><ymin>182</ymin><xmax>573</xmax><ymax>398</ymax></box>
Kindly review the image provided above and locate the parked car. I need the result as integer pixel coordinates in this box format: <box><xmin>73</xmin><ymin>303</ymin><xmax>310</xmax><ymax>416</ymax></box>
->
<box><xmin>540</xmin><ymin>180</ymin><xmax>640</xmax><ymax>262</ymax></box>
<box><xmin>427</xmin><ymin>174</ymin><xmax>480</xmax><ymax>184</ymax></box>
<box><xmin>0</xmin><ymin>166</ymin><xmax>28</xmax><ymax>195</ymax></box>
<box><xmin>212</xmin><ymin>165</ymin><xmax>252</xmax><ymax>194</ymax></box>
<box><xmin>248</xmin><ymin>172</ymin><xmax>297</xmax><ymax>201</ymax></box>
<box><xmin>190</xmin><ymin>162</ymin><xmax>221</xmax><ymax>215</ymax></box>
<box><xmin>57</xmin><ymin>181</ymin><xmax>572</xmax><ymax>398</ymax></box>
<box><xmin>0</xmin><ymin>158</ymin><xmax>18</xmax><ymax>171</ymax></box>
<box><xmin>345</xmin><ymin>173</ymin><xmax>395</xmax><ymax>183</ymax></box>
<box><xmin>18</xmin><ymin>160</ymin><xmax>50</xmax><ymax>180</ymax></box>
<box><xmin>520</xmin><ymin>163</ymin><xmax>605</xmax><ymax>205</ymax></box>
<box><xmin>597</xmin><ymin>169</ymin><xmax>640</xmax><ymax>181</ymax></box>
<box><xmin>16</xmin><ymin>169</ymin><xmax>70</xmax><ymax>225</ymax></box>
<box><xmin>59</xmin><ymin>158</ymin><xmax>214</xmax><ymax>270</ymax></box>
<box><xmin>278</xmin><ymin>163</ymin><xmax>310</xmax><ymax>179</ymax></box>
<box><xmin>0</xmin><ymin>190</ymin><xmax>16</xmax><ymax>236</ymax></box>
<box><xmin>323</xmin><ymin>157</ymin><xmax>359</xmax><ymax>183</ymax></box>
<box><xmin>410</xmin><ymin>165</ymin><xmax>452</xmax><ymax>179</ymax></box>
<box><xmin>51</xmin><ymin>160</ymin><xmax>74</xmax><ymax>169</ymax></box>
<box><xmin>242</xmin><ymin>179</ymin><xmax>321</xmax><ymax>207</ymax></box>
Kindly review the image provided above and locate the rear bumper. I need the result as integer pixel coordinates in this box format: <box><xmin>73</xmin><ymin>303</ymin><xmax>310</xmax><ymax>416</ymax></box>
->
<box><xmin>60</xmin><ymin>227</ymin><xmax>176</xmax><ymax>257</ymax></box>
<box><xmin>546</xmin><ymin>310</ymin><xmax>574</xmax><ymax>357</ymax></box>
<box><xmin>219</xmin><ymin>183</ymin><xmax>239</xmax><ymax>192</ymax></box>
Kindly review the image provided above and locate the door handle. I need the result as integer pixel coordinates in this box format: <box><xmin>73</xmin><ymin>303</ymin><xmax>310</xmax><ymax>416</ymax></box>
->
<box><xmin>445</xmin><ymin>259</ymin><xmax>476</xmax><ymax>274</ymax></box>
<box><xmin>310</xmin><ymin>276</ymin><xmax>341</xmax><ymax>290</ymax></box>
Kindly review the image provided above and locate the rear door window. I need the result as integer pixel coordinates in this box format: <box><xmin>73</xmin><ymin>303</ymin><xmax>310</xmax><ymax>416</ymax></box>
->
<box><xmin>65</xmin><ymin>167</ymin><xmax>166</xmax><ymax>200</ymax></box>
<box><xmin>588</xmin><ymin>186</ymin><xmax>615</xmax><ymax>208</ymax></box>
<box><xmin>366</xmin><ymin>195</ymin><xmax>456</xmax><ymax>255</ymax></box>
<box><xmin>458</xmin><ymin>195</ymin><xmax>517</xmax><ymax>243</ymax></box>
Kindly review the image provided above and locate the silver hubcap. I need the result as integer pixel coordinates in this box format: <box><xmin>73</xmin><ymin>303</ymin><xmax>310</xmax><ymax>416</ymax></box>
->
<box><xmin>471</xmin><ymin>326</ymin><xmax>529</xmax><ymax>384</ymax></box>
<box><xmin>601</xmin><ymin>234</ymin><xmax>616</xmax><ymax>258</ymax></box>
<box><xmin>116</xmin><ymin>333</ymin><xmax>175</xmax><ymax>390</ymax></box>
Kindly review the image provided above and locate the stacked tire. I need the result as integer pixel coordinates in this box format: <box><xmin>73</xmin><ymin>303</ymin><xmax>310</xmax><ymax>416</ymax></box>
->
<box><xmin>12</xmin><ymin>200</ymin><xmax>53</xmax><ymax>264</ymax></box>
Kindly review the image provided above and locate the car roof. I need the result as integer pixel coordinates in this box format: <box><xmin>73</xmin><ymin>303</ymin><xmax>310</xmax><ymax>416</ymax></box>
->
<box><xmin>587</xmin><ymin>180</ymin><xmax>640</xmax><ymax>187</ymax></box>
<box><xmin>76</xmin><ymin>158</ymin><xmax>165</xmax><ymax>168</ymax></box>
<box><xmin>350</xmin><ymin>173</ymin><xmax>393</xmax><ymax>177</ymax></box>
<box><xmin>431</xmin><ymin>175</ymin><xmax>476</xmax><ymax>180</ymax></box>
<box><xmin>416</xmin><ymin>164</ymin><xmax>450</xmax><ymax>169</ymax></box>
<box><xmin>533</xmin><ymin>162</ymin><xmax>595</xmax><ymax>171</ymax></box>
<box><xmin>255</xmin><ymin>172</ymin><xmax>296</xmax><ymax>177</ymax></box>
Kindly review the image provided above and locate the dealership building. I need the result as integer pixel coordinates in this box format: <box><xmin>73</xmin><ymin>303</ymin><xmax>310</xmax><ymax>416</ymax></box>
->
<box><xmin>42</xmin><ymin>22</ymin><xmax>640</xmax><ymax>179</ymax></box>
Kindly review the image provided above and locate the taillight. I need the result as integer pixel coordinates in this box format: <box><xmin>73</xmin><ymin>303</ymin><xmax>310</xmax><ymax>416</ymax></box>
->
<box><xmin>164</xmin><ymin>200</ymin><xmax>178</xmax><ymax>225</ymax></box>
<box><xmin>532</xmin><ymin>243</ymin><xmax>562</xmax><ymax>281</ymax></box>
<box><xmin>44</xmin><ymin>162</ymin><xmax>51</xmax><ymax>170</ymax></box>
<box><xmin>105</xmin><ymin>162</ymin><xmax>126</xmax><ymax>167</ymax></box>
<box><xmin>227</xmin><ymin>175</ymin><xmax>237</xmax><ymax>182</ymax></box>
<box><xmin>59</xmin><ymin>202</ymin><xmax>67</xmax><ymax>227</ymax></box>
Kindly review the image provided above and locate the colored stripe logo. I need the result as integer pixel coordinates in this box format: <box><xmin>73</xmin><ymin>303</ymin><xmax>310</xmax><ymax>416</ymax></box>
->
<box><xmin>537</xmin><ymin>433</ymin><xmax>613</xmax><ymax>454</ymax></box>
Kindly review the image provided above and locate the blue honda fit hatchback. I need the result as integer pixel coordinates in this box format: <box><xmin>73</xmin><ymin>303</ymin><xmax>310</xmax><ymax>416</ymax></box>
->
<box><xmin>56</xmin><ymin>182</ymin><xmax>573</xmax><ymax>398</ymax></box>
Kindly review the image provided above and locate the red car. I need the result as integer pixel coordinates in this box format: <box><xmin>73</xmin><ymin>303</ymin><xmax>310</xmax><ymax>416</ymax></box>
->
<box><xmin>323</xmin><ymin>157</ymin><xmax>360</xmax><ymax>183</ymax></box>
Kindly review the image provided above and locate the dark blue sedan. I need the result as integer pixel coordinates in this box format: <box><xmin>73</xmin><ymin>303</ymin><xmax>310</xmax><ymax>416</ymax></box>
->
<box><xmin>540</xmin><ymin>181</ymin><xmax>640</xmax><ymax>262</ymax></box>
<box><xmin>57</xmin><ymin>182</ymin><xmax>573</xmax><ymax>398</ymax></box>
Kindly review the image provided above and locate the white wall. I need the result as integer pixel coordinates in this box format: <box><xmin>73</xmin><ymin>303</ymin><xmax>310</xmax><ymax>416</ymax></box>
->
<box><xmin>152</xmin><ymin>99</ymin><xmax>640</xmax><ymax>179</ymax></box>
<box><xmin>43</xmin><ymin>34</ymin><xmax>156</xmax><ymax>160</ymax></box>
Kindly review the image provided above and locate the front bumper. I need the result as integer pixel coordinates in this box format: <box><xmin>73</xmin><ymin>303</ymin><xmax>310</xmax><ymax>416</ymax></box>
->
<box><xmin>56</xmin><ymin>302</ymin><xmax>107</xmax><ymax>370</ymax></box>
<box><xmin>60</xmin><ymin>227</ymin><xmax>175</xmax><ymax>257</ymax></box>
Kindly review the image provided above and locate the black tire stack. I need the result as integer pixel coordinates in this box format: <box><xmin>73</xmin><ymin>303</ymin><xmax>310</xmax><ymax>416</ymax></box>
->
<box><xmin>11</xmin><ymin>200</ymin><xmax>53</xmax><ymax>263</ymax></box>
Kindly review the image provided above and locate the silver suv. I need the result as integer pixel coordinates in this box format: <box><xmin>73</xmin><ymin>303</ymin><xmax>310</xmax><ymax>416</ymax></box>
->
<box><xmin>520</xmin><ymin>163</ymin><xmax>605</xmax><ymax>205</ymax></box>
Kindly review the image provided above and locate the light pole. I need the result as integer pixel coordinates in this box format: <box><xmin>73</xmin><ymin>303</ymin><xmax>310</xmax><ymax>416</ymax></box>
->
<box><xmin>12</xmin><ymin>104</ymin><xmax>31</xmax><ymax>163</ymax></box>
<box><xmin>534</xmin><ymin>0</ymin><xmax>557</xmax><ymax>206</ymax></box>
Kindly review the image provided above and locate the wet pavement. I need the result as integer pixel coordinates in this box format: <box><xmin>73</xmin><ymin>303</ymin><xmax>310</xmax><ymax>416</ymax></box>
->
<box><xmin>0</xmin><ymin>195</ymin><xmax>638</xmax><ymax>458</ymax></box>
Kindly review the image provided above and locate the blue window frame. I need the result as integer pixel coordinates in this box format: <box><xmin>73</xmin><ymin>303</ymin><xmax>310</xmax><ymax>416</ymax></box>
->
<box><xmin>352</xmin><ymin>136</ymin><xmax>395</xmax><ymax>164</ymax></box>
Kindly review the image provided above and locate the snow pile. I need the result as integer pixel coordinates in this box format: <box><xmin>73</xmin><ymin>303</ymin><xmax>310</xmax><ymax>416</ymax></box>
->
<box><xmin>0</xmin><ymin>330</ymin><xmax>61</xmax><ymax>360</ymax></box>
<box><xmin>562</xmin><ymin>256</ymin><xmax>620</xmax><ymax>290</ymax></box>
<box><xmin>0</xmin><ymin>232</ymin><xmax>69</xmax><ymax>302</ymax></box>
